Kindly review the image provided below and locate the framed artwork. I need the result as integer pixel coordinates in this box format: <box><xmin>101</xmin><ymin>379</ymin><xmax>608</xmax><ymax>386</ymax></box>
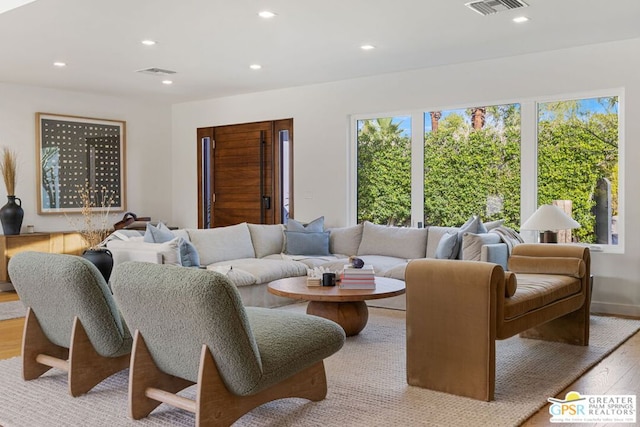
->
<box><xmin>36</xmin><ymin>113</ymin><xmax>126</xmax><ymax>214</ymax></box>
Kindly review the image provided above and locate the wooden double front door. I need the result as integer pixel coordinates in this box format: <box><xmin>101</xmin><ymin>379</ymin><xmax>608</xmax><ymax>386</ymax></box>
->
<box><xmin>197</xmin><ymin>119</ymin><xmax>293</xmax><ymax>228</ymax></box>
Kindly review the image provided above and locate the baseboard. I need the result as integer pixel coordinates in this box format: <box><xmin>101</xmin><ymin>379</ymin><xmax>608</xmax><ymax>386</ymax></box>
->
<box><xmin>0</xmin><ymin>282</ymin><xmax>15</xmax><ymax>292</ymax></box>
<box><xmin>591</xmin><ymin>301</ymin><xmax>640</xmax><ymax>318</ymax></box>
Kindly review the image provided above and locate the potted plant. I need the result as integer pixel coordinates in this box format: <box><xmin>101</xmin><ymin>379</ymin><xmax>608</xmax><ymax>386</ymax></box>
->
<box><xmin>69</xmin><ymin>183</ymin><xmax>115</xmax><ymax>281</ymax></box>
<box><xmin>0</xmin><ymin>147</ymin><xmax>23</xmax><ymax>235</ymax></box>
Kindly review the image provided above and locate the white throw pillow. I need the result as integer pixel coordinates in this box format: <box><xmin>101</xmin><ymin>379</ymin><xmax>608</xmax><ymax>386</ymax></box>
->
<box><xmin>461</xmin><ymin>232</ymin><xmax>502</xmax><ymax>261</ymax></box>
<box><xmin>357</xmin><ymin>221</ymin><xmax>428</xmax><ymax>260</ymax></box>
<box><xmin>247</xmin><ymin>223</ymin><xmax>285</xmax><ymax>258</ymax></box>
<box><xmin>187</xmin><ymin>223</ymin><xmax>255</xmax><ymax>265</ymax></box>
<box><xmin>328</xmin><ymin>223</ymin><xmax>363</xmax><ymax>256</ymax></box>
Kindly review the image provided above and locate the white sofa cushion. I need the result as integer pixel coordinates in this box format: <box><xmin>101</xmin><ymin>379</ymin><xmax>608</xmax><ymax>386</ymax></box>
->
<box><xmin>187</xmin><ymin>223</ymin><xmax>255</xmax><ymax>265</ymax></box>
<box><xmin>267</xmin><ymin>253</ymin><xmax>346</xmax><ymax>269</ymax></box>
<box><xmin>320</xmin><ymin>255</ymin><xmax>406</xmax><ymax>277</ymax></box>
<box><xmin>357</xmin><ymin>221</ymin><xmax>427</xmax><ymax>260</ymax></box>
<box><xmin>207</xmin><ymin>258</ymin><xmax>308</xmax><ymax>285</ymax></box>
<box><xmin>382</xmin><ymin>263</ymin><xmax>407</xmax><ymax>281</ymax></box>
<box><xmin>329</xmin><ymin>223</ymin><xmax>363</xmax><ymax>256</ymax></box>
<box><xmin>247</xmin><ymin>223</ymin><xmax>285</xmax><ymax>258</ymax></box>
<box><xmin>206</xmin><ymin>265</ymin><xmax>257</xmax><ymax>287</ymax></box>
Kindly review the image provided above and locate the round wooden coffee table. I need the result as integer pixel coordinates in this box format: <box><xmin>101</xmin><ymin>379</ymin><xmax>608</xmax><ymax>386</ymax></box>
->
<box><xmin>268</xmin><ymin>276</ymin><xmax>405</xmax><ymax>336</ymax></box>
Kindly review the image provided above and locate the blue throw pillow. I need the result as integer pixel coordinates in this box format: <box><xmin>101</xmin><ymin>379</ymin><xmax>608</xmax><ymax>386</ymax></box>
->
<box><xmin>435</xmin><ymin>232</ymin><xmax>459</xmax><ymax>259</ymax></box>
<box><xmin>144</xmin><ymin>223</ymin><xmax>200</xmax><ymax>267</ymax></box>
<box><xmin>284</xmin><ymin>230</ymin><xmax>330</xmax><ymax>256</ymax></box>
<box><xmin>286</xmin><ymin>216</ymin><xmax>324</xmax><ymax>232</ymax></box>
<box><xmin>144</xmin><ymin>222</ymin><xmax>173</xmax><ymax>243</ymax></box>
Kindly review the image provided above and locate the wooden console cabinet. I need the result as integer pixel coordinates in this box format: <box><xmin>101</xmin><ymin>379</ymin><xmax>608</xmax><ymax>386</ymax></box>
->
<box><xmin>0</xmin><ymin>232</ymin><xmax>85</xmax><ymax>283</ymax></box>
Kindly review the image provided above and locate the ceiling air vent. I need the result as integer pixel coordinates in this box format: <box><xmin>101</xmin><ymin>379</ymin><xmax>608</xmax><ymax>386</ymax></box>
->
<box><xmin>465</xmin><ymin>0</ymin><xmax>528</xmax><ymax>16</ymax></box>
<box><xmin>135</xmin><ymin>67</ymin><xmax>177</xmax><ymax>76</ymax></box>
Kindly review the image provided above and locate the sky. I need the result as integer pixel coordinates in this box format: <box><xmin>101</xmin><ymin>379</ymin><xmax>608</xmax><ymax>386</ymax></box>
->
<box><xmin>362</xmin><ymin>96</ymin><xmax>617</xmax><ymax>138</ymax></box>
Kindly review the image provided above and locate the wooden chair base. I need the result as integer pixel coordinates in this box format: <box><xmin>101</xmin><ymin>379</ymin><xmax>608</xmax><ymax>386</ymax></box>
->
<box><xmin>22</xmin><ymin>307</ymin><xmax>130</xmax><ymax>396</ymax></box>
<box><xmin>130</xmin><ymin>331</ymin><xmax>328</xmax><ymax>426</ymax></box>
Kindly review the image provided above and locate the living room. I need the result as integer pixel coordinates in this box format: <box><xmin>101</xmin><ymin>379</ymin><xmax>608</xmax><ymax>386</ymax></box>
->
<box><xmin>1</xmin><ymin>0</ymin><xmax>640</xmax><ymax>425</ymax></box>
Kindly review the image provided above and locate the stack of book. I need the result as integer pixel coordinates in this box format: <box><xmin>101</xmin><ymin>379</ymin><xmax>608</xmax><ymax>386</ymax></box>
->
<box><xmin>340</xmin><ymin>264</ymin><xmax>376</xmax><ymax>289</ymax></box>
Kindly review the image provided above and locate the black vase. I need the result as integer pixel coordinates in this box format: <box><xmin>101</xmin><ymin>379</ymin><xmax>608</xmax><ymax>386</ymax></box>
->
<box><xmin>0</xmin><ymin>195</ymin><xmax>24</xmax><ymax>235</ymax></box>
<box><xmin>82</xmin><ymin>248</ymin><xmax>114</xmax><ymax>283</ymax></box>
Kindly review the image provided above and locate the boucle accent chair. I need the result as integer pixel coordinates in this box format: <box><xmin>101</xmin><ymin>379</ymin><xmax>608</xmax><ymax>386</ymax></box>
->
<box><xmin>110</xmin><ymin>261</ymin><xmax>346</xmax><ymax>426</ymax></box>
<box><xmin>405</xmin><ymin>243</ymin><xmax>590</xmax><ymax>401</ymax></box>
<box><xmin>7</xmin><ymin>251</ymin><xmax>132</xmax><ymax>396</ymax></box>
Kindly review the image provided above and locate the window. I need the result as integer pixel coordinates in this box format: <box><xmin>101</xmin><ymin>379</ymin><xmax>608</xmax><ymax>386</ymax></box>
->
<box><xmin>424</xmin><ymin>104</ymin><xmax>521</xmax><ymax>228</ymax></box>
<box><xmin>351</xmin><ymin>91</ymin><xmax>623</xmax><ymax>250</ymax></box>
<box><xmin>356</xmin><ymin>117</ymin><xmax>411</xmax><ymax>226</ymax></box>
<box><xmin>537</xmin><ymin>96</ymin><xmax>619</xmax><ymax>244</ymax></box>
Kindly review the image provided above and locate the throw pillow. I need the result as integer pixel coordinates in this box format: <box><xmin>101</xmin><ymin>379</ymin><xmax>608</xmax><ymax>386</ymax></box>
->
<box><xmin>357</xmin><ymin>221</ymin><xmax>428</xmax><ymax>260</ymax></box>
<box><xmin>484</xmin><ymin>219</ymin><xmax>505</xmax><ymax>231</ymax></box>
<box><xmin>247</xmin><ymin>223</ymin><xmax>285</xmax><ymax>258</ymax></box>
<box><xmin>328</xmin><ymin>223</ymin><xmax>363</xmax><ymax>256</ymax></box>
<box><xmin>187</xmin><ymin>223</ymin><xmax>255</xmax><ymax>265</ymax></box>
<box><xmin>284</xmin><ymin>230</ymin><xmax>330</xmax><ymax>256</ymax></box>
<box><xmin>435</xmin><ymin>232</ymin><xmax>459</xmax><ymax>260</ymax></box>
<box><xmin>286</xmin><ymin>216</ymin><xmax>325</xmax><ymax>232</ymax></box>
<box><xmin>477</xmin><ymin>218</ymin><xmax>488</xmax><ymax>234</ymax></box>
<box><xmin>456</xmin><ymin>215</ymin><xmax>480</xmax><ymax>259</ymax></box>
<box><xmin>461</xmin><ymin>232</ymin><xmax>502</xmax><ymax>261</ymax></box>
<box><xmin>144</xmin><ymin>223</ymin><xmax>200</xmax><ymax>267</ymax></box>
<box><xmin>144</xmin><ymin>222</ymin><xmax>173</xmax><ymax>243</ymax></box>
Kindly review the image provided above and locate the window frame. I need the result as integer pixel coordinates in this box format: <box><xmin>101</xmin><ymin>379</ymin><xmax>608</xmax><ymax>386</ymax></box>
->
<box><xmin>349</xmin><ymin>88</ymin><xmax>624</xmax><ymax>254</ymax></box>
<box><xmin>532</xmin><ymin>89</ymin><xmax>625</xmax><ymax>253</ymax></box>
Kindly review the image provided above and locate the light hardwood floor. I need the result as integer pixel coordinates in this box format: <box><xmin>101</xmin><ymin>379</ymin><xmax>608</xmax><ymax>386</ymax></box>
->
<box><xmin>0</xmin><ymin>291</ymin><xmax>638</xmax><ymax>426</ymax></box>
<box><xmin>0</xmin><ymin>290</ymin><xmax>23</xmax><ymax>360</ymax></box>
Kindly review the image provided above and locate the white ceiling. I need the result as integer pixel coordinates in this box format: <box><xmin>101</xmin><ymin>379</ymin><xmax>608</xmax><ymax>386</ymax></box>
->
<box><xmin>1</xmin><ymin>0</ymin><xmax>639</xmax><ymax>103</ymax></box>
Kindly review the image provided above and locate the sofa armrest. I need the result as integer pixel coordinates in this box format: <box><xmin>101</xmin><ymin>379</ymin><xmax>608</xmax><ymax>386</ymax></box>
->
<box><xmin>111</xmin><ymin>248</ymin><xmax>162</xmax><ymax>267</ymax></box>
<box><xmin>480</xmin><ymin>243</ymin><xmax>508</xmax><ymax>270</ymax></box>
<box><xmin>405</xmin><ymin>259</ymin><xmax>505</xmax><ymax>401</ymax></box>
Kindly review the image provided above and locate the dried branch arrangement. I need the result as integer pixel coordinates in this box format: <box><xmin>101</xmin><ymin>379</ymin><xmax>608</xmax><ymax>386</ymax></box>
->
<box><xmin>68</xmin><ymin>183</ymin><xmax>115</xmax><ymax>249</ymax></box>
<box><xmin>0</xmin><ymin>147</ymin><xmax>17</xmax><ymax>195</ymax></box>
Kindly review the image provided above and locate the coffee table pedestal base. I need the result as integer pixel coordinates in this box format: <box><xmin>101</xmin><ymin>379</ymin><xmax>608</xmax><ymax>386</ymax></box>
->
<box><xmin>307</xmin><ymin>300</ymin><xmax>369</xmax><ymax>336</ymax></box>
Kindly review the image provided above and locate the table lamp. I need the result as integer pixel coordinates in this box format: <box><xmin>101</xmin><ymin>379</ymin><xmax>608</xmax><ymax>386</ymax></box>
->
<box><xmin>521</xmin><ymin>204</ymin><xmax>580</xmax><ymax>243</ymax></box>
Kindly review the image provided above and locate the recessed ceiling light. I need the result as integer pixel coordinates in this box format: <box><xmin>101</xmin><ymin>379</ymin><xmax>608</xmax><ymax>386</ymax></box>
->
<box><xmin>258</xmin><ymin>11</ymin><xmax>276</xmax><ymax>18</ymax></box>
<box><xmin>249</xmin><ymin>64</ymin><xmax>262</xmax><ymax>70</ymax></box>
<box><xmin>360</xmin><ymin>44</ymin><xmax>375</xmax><ymax>51</ymax></box>
<box><xmin>513</xmin><ymin>16</ymin><xmax>529</xmax><ymax>23</ymax></box>
<box><xmin>53</xmin><ymin>62</ymin><xmax>66</xmax><ymax>67</ymax></box>
<box><xmin>141</xmin><ymin>40</ymin><xmax>157</xmax><ymax>46</ymax></box>
<box><xmin>162</xmin><ymin>80</ymin><xmax>173</xmax><ymax>85</ymax></box>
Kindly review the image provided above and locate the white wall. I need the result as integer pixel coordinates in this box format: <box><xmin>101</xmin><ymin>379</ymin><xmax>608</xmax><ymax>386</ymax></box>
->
<box><xmin>172</xmin><ymin>38</ymin><xmax>640</xmax><ymax>316</ymax></box>
<box><xmin>0</xmin><ymin>83</ymin><xmax>174</xmax><ymax>232</ymax></box>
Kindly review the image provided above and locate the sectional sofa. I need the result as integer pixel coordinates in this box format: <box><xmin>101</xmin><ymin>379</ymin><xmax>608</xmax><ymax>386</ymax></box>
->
<box><xmin>106</xmin><ymin>217</ymin><xmax>511</xmax><ymax>309</ymax></box>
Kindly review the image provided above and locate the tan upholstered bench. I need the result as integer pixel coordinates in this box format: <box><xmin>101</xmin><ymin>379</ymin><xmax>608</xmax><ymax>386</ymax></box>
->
<box><xmin>405</xmin><ymin>244</ymin><xmax>591</xmax><ymax>401</ymax></box>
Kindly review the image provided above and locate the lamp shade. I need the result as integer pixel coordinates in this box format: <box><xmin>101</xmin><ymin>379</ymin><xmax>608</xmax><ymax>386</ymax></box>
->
<box><xmin>521</xmin><ymin>204</ymin><xmax>581</xmax><ymax>231</ymax></box>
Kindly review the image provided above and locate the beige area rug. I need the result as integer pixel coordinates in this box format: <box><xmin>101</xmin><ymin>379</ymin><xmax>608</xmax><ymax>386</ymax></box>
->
<box><xmin>0</xmin><ymin>305</ymin><xmax>638</xmax><ymax>427</ymax></box>
<box><xmin>0</xmin><ymin>300</ymin><xmax>25</xmax><ymax>321</ymax></box>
